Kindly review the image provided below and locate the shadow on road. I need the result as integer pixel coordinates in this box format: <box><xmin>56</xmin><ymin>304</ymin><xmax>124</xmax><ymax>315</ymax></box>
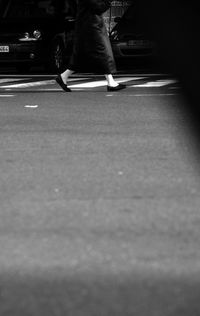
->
<box><xmin>1</xmin><ymin>269</ymin><xmax>200</xmax><ymax>315</ymax></box>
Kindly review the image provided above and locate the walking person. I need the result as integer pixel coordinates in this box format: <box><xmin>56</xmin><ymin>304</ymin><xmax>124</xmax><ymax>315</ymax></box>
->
<box><xmin>56</xmin><ymin>0</ymin><xmax>126</xmax><ymax>92</ymax></box>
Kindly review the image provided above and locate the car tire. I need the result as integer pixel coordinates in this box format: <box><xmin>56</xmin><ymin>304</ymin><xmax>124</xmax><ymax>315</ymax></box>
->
<box><xmin>47</xmin><ymin>40</ymin><xmax>65</xmax><ymax>73</ymax></box>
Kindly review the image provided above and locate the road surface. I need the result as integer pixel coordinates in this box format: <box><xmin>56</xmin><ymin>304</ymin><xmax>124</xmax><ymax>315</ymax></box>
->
<box><xmin>0</xmin><ymin>73</ymin><xmax>200</xmax><ymax>316</ymax></box>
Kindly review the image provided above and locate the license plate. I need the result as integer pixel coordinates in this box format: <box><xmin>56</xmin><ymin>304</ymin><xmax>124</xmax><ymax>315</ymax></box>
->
<box><xmin>0</xmin><ymin>46</ymin><xmax>9</xmax><ymax>52</ymax></box>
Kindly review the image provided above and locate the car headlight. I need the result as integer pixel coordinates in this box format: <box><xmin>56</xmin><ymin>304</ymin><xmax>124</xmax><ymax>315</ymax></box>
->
<box><xmin>19</xmin><ymin>30</ymin><xmax>42</xmax><ymax>41</ymax></box>
<box><xmin>110</xmin><ymin>30</ymin><xmax>119</xmax><ymax>41</ymax></box>
<box><xmin>33</xmin><ymin>30</ymin><xmax>42</xmax><ymax>40</ymax></box>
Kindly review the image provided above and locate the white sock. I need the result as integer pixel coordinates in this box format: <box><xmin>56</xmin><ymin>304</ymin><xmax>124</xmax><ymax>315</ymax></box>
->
<box><xmin>61</xmin><ymin>69</ymin><xmax>74</xmax><ymax>84</ymax></box>
<box><xmin>105</xmin><ymin>74</ymin><xmax>119</xmax><ymax>87</ymax></box>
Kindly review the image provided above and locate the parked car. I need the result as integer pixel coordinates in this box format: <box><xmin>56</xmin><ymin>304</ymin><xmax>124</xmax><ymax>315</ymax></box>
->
<box><xmin>110</xmin><ymin>1</ymin><xmax>157</xmax><ymax>62</ymax></box>
<box><xmin>0</xmin><ymin>0</ymin><xmax>76</xmax><ymax>72</ymax></box>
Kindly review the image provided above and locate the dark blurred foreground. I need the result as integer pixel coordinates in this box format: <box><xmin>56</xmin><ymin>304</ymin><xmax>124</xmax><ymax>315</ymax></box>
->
<box><xmin>1</xmin><ymin>269</ymin><xmax>200</xmax><ymax>315</ymax></box>
<box><xmin>142</xmin><ymin>0</ymin><xmax>200</xmax><ymax>135</ymax></box>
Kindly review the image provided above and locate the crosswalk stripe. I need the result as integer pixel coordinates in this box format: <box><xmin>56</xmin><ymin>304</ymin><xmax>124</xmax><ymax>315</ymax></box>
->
<box><xmin>0</xmin><ymin>76</ymin><xmax>179</xmax><ymax>91</ymax></box>
<box><xmin>0</xmin><ymin>78</ymin><xmax>30</xmax><ymax>84</ymax></box>
<box><xmin>0</xmin><ymin>77</ymin><xmax>91</xmax><ymax>89</ymax></box>
<box><xmin>0</xmin><ymin>94</ymin><xmax>15</xmax><ymax>97</ymax></box>
<box><xmin>132</xmin><ymin>79</ymin><xmax>177</xmax><ymax>87</ymax></box>
<box><xmin>1</xmin><ymin>79</ymin><xmax>55</xmax><ymax>88</ymax></box>
<box><xmin>70</xmin><ymin>77</ymin><xmax>142</xmax><ymax>88</ymax></box>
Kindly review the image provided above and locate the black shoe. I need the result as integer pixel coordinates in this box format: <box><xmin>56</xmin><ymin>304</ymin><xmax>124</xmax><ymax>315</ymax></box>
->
<box><xmin>56</xmin><ymin>74</ymin><xmax>71</xmax><ymax>92</ymax></box>
<box><xmin>107</xmin><ymin>83</ymin><xmax>126</xmax><ymax>92</ymax></box>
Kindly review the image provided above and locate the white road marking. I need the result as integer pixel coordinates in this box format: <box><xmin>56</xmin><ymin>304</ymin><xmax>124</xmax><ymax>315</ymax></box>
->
<box><xmin>70</xmin><ymin>77</ymin><xmax>142</xmax><ymax>88</ymax></box>
<box><xmin>1</xmin><ymin>80</ymin><xmax>55</xmax><ymax>88</ymax></box>
<box><xmin>0</xmin><ymin>76</ymin><xmax>179</xmax><ymax>92</ymax></box>
<box><xmin>31</xmin><ymin>88</ymin><xmax>62</xmax><ymax>91</ymax></box>
<box><xmin>132</xmin><ymin>79</ymin><xmax>178</xmax><ymax>87</ymax></box>
<box><xmin>1</xmin><ymin>77</ymin><xmax>90</xmax><ymax>89</ymax></box>
<box><xmin>0</xmin><ymin>78</ymin><xmax>30</xmax><ymax>84</ymax></box>
<box><xmin>0</xmin><ymin>94</ymin><xmax>15</xmax><ymax>97</ymax></box>
<box><xmin>24</xmin><ymin>105</ymin><xmax>38</xmax><ymax>108</ymax></box>
<box><xmin>106</xmin><ymin>93</ymin><xmax>178</xmax><ymax>97</ymax></box>
<box><xmin>132</xmin><ymin>93</ymin><xmax>178</xmax><ymax>96</ymax></box>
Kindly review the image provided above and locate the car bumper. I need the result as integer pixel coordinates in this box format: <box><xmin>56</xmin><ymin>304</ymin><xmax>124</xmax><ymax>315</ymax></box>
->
<box><xmin>0</xmin><ymin>42</ymin><xmax>47</xmax><ymax>64</ymax></box>
<box><xmin>111</xmin><ymin>41</ymin><xmax>157</xmax><ymax>59</ymax></box>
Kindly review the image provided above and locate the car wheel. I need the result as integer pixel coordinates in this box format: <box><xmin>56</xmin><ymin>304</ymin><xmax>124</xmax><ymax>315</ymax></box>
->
<box><xmin>48</xmin><ymin>41</ymin><xmax>65</xmax><ymax>73</ymax></box>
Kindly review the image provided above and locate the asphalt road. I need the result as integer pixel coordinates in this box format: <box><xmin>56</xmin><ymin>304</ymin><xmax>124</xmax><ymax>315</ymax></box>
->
<box><xmin>0</xmin><ymin>73</ymin><xmax>200</xmax><ymax>316</ymax></box>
